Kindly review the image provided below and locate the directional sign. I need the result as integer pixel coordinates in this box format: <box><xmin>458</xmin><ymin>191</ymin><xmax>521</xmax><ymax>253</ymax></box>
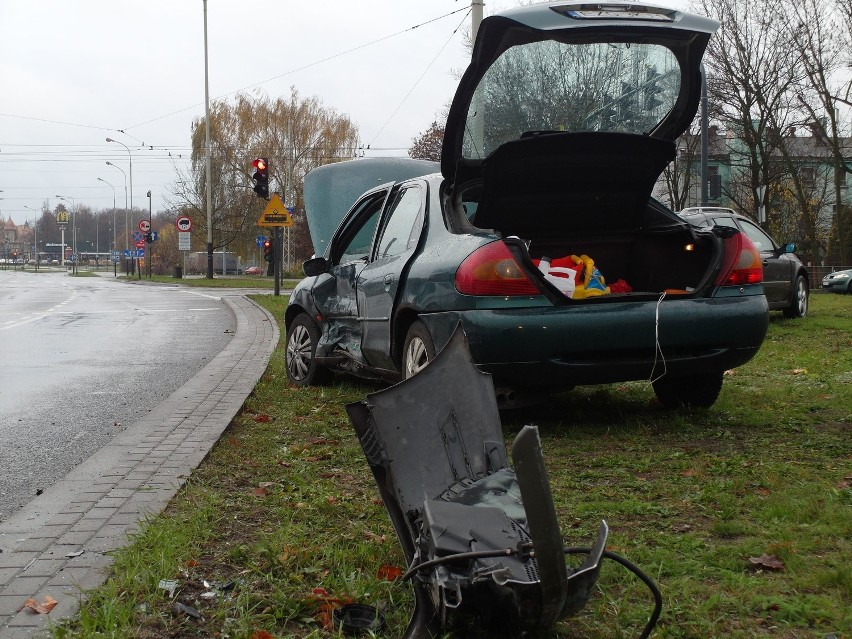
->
<box><xmin>257</xmin><ymin>194</ymin><xmax>294</xmax><ymax>227</ymax></box>
<box><xmin>123</xmin><ymin>250</ymin><xmax>133</xmax><ymax>258</ymax></box>
<box><xmin>139</xmin><ymin>220</ymin><xmax>151</xmax><ymax>233</ymax></box>
<box><xmin>256</xmin><ymin>235</ymin><xmax>268</xmax><ymax>247</ymax></box>
<box><xmin>135</xmin><ymin>249</ymin><xmax>145</xmax><ymax>257</ymax></box>
<box><xmin>149</xmin><ymin>231</ymin><xmax>159</xmax><ymax>242</ymax></box>
<box><xmin>176</xmin><ymin>215</ymin><xmax>192</xmax><ymax>232</ymax></box>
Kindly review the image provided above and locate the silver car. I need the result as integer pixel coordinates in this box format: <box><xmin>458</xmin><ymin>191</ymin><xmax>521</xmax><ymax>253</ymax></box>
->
<box><xmin>822</xmin><ymin>268</ymin><xmax>852</xmax><ymax>293</ymax></box>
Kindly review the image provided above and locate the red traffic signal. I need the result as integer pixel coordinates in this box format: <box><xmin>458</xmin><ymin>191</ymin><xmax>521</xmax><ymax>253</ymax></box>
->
<box><xmin>252</xmin><ymin>157</ymin><xmax>269</xmax><ymax>199</ymax></box>
<box><xmin>263</xmin><ymin>239</ymin><xmax>273</xmax><ymax>262</ymax></box>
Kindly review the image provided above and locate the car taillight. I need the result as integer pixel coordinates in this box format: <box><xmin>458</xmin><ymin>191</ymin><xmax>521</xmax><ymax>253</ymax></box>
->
<box><xmin>455</xmin><ymin>241</ymin><xmax>540</xmax><ymax>296</ymax></box>
<box><xmin>714</xmin><ymin>231</ymin><xmax>763</xmax><ymax>286</ymax></box>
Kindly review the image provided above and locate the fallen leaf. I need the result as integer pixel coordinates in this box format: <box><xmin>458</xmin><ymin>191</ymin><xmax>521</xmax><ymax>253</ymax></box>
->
<box><xmin>258</xmin><ymin>482</ymin><xmax>278</xmax><ymax>489</ymax></box>
<box><xmin>22</xmin><ymin>596</ymin><xmax>58</xmax><ymax>614</ymax></box>
<box><xmin>748</xmin><ymin>554</ymin><xmax>785</xmax><ymax>571</ymax></box>
<box><xmin>376</xmin><ymin>564</ymin><xmax>402</xmax><ymax>581</ymax></box>
<box><xmin>251</xmin><ymin>487</ymin><xmax>269</xmax><ymax>497</ymax></box>
<box><xmin>791</xmin><ymin>368</ymin><xmax>808</xmax><ymax>375</ymax></box>
<box><xmin>837</xmin><ymin>477</ymin><xmax>852</xmax><ymax>490</ymax></box>
<box><xmin>254</xmin><ymin>414</ymin><xmax>272</xmax><ymax>423</ymax></box>
<box><xmin>363</xmin><ymin>531</ymin><xmax>386</xmax><ymax>543</ymax></box>
<box><xmin>185</xmin><ymin>559</ymin><xmax>200</xmax><ymax>568</ymax></box>
<box><xmin>251</xmin><ymin>631</ymin><xmax>275</xmax><ymax>639</ymax></box>
<box><xmin>723</xmin><ymin>369</ymin><xmax>736</xmax><ymax>376</ymax></box>
<box><xmin>326</xmin><ymin>496</ymin><xmax>338</xmax><ymax>505</ymax></box>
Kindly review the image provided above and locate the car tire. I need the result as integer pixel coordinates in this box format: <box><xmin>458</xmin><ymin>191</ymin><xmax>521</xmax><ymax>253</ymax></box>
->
<box><xmin>402</xmin><ymin>320</ymin><xmax>436</xmax><ymax>380</ymax></box>
<box><xmin>652</xmin><ymin>371</ymin><xmax>724</xmax><ymax>409</ymax></box>
<box><xmin>286</xmin><ymin>314</ymin><xmax>332</xmax><ymax>387</ymax></box>
<box><xmin>782</xmin><ymin>274</ymin><xmax>808</xmax><ymax>318</ymax></box>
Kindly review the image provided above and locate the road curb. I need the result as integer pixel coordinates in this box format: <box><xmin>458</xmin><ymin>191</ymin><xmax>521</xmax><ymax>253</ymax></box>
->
<box><xmin>0</xmin><ymin>295</ymin><xmax>279</xmax><ymax>638</ymax></box>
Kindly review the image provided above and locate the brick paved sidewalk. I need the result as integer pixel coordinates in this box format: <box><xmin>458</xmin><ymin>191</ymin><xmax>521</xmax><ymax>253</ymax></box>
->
<box><xmin>0</xmin><ymin>295</ymin><xmax>279</xmax><ymax>638</ymax></box>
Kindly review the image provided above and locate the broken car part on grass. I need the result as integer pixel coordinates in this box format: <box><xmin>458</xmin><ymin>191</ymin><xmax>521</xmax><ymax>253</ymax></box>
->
<box><xmin>347</xmin><ymin>328</ymin><xmax>662</xmax><ymax>638</ymax></box>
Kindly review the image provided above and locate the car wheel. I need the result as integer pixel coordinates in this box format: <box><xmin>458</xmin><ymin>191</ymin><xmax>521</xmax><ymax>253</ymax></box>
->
<box><xmin>652</xmin><ymin>371</ymin><xmax>724</xmax><ymax>409</ymax></box>
<box><xmin>402</xmin><ymin>320</ymin><xmax>436</xmax><ymax>380</ymax></box>
<box><xmin>782</xmin><ymin>274</ymin><xmax>808</xmax><ymax>318</ymax></box>
<box><xmin>286</xmin><ymin>314</ymin><xmax>332</xmax><ymax>387</ymax></box>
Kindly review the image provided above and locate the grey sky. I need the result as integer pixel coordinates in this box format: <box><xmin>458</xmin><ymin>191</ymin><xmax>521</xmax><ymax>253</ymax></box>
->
<box><xmin>0</xmin><ymin>0</ymin><xmax>476</xmax><ymax>224</ymax></box>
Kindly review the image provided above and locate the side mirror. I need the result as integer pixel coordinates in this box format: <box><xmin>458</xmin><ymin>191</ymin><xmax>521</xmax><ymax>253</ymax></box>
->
<box><xmin>303</xmin><ymin>256</ymin><xmax>329</xmax><ymax>277</ymax></box>
<box><xmin>784</xmin><ymin>243</ymin><xmax>798</xmax><ymax>254</ymax></box>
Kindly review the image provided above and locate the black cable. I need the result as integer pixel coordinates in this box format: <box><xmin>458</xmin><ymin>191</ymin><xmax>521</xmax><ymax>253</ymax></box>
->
<box><xmin>401</xmin><ymin>547</ymin><xmax>519</xmax><ymax>582</ymax></box>
<box><xmin>401</xmin><ymin>545</ymin><xmax>662</xmax><ymax>639</ymax></box>
<box><xmin>565</xmin><ymin>547</ymin><xmax>662</xmax><ymax>639</ymax></box>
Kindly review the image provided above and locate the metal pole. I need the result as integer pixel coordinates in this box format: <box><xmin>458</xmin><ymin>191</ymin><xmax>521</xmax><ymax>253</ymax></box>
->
<box><xmin>274</xmin><ymin>227</ymin><xmax>281</xmax><ymax>296</ymax></box>
<box><xmin>700</xmin><ymin>62</ymin><xmax>709</xmax><ymax>207</ymax></box>
<box><xmin>203</xmin><ymin>0</ymin><xmax>214</xmax><ymax>279</ymax></box>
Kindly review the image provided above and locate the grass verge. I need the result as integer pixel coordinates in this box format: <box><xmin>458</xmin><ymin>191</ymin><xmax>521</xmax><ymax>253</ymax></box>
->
<box><xmin>55</xmin><ymin>294</ymin><xmax>851</xmax><ymax>638</ymax></box>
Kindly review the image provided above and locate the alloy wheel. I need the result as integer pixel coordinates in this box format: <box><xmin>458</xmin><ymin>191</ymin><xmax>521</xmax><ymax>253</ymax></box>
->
<box><xmin>287</xmin><ymin>324</ymin><xmax>312</xmax><ymax>381</ymax></box>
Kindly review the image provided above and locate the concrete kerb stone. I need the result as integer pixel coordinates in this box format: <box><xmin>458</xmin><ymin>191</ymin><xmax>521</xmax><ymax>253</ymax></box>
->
<box><xmin>0</xmin><ymin>295</ymin><xmax>279</xmax><ymax>638</ymax></box>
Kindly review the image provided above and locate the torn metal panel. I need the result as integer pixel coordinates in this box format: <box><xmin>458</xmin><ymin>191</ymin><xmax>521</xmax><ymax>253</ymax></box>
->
<box><xmin>346</xmin><ymin>327</ymin><xmax>612</xmax><ymax>637</ymax></box>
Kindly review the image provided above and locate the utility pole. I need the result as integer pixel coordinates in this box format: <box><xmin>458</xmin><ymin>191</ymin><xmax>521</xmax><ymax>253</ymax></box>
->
<box><xmin>471</xmin><ymin>0</ymin><xmax>484</xmax><ymax>41</ymax></box>
<box><xmin>203</xmin><ymin>0</ymin><xmax>214</xmax><ymax>279</ymax></box>
<box><xmin>700</xmin><ymin>62</ymin><xmax>709</xmax><ymax>207</ymax></box>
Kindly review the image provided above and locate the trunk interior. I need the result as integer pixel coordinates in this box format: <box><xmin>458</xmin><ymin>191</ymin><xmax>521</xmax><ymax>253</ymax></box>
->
<box><xmin>460</xmin><ymin>132</ymin><xmax>719</xmax><ymax>299</ymax></box>
<box><xmin>522</xmin><ymin>226</ymin><xmax>717</xmax><ymax>298</ymax></box>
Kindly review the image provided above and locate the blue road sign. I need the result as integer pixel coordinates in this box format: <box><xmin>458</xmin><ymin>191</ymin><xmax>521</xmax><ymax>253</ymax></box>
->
<box><xmin>123</xmin><ymin>250</ymin><xmax>133</xmax><ymax>258</ymax></box>
<box><xmin>135</xmin><ymin>249</ymin><xmax>145</xmax><ymax>257</ymax></box>
<box><xmin>256</xmin><ymin>235</ymin><xmax>267</xmax><ymax>247</ymax></box>
<box><xmin>150</xmin><ymin>231</ymin><xmax>159</xmax><ymax>242</ymax></box>
<box><xmin>132</xmin><ymin>231</ymin><xmax>143</xmax><ymax>242</ymax></box>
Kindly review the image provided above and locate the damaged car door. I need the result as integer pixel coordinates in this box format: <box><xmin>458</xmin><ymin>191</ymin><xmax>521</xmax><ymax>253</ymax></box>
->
<box><xmin>312</xmin><ymin>187</ymin><xmax>390</xmax><ymax>367</ymax></box>
<box><xmin>357</xmin><ymin>182</ymin><xmax>426</xmax><ymax>372</ymax></box>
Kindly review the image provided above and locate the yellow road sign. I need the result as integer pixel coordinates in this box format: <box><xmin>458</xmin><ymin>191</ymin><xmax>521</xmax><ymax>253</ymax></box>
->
<box><xmin>257</xmin><ymin>194</ymin><xmax>294</xmax><ymax>227</ymax></box>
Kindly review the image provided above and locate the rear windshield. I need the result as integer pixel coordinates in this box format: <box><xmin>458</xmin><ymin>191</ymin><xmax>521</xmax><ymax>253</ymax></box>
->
<box><xmin>462</xmin><ymin>41</ymin><xmax>680</xmax><ymax>159</ymax></box>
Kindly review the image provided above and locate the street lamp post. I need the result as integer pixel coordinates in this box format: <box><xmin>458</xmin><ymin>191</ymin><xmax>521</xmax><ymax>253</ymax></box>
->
<box><xmin>23</xmin><ymin>205</ymin><xmax>38</xmax><ymax>270</ymax></box>
<box><xmin>146</xmin><ymin>190</ymin><xmax>153</xmax><ymax>279</ymax></box>
<box><xmin>106</xmin><ymin>138</ymin><xmax>133</xmax><ymax>250</ymax></box>
<box><xmin>97</xmin><ymin>177</ymin><xmax>117</xmax><ymax>271</ymax></box>
<box><xmin>56</xmin><ymin>195</ymin><xmax>76</xmax><ymax>271</ymax></box>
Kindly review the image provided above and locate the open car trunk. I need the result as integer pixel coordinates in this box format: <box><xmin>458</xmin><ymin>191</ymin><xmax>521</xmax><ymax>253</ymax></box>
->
<box><xmin>464</xmin><ymin>132</ymin><xmax>718</xmax><ymax>298</ymax></box>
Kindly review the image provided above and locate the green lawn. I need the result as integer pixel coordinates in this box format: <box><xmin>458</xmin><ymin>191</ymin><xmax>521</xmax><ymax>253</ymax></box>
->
<box><xmin>56</xmin><ymin>293</ymin><xmax>851</xmax><ymax>639</ymax></box>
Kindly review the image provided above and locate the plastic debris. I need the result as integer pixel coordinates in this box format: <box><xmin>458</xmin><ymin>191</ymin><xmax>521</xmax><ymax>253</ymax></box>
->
<box><xmin>158</xmin><ymin>579</ymin><xmax>179</xmax><ymax>598</ymax></box>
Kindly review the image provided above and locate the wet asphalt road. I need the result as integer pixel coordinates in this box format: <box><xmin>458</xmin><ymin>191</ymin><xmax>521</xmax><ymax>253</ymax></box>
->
<box><xmin>0</xmin><ymin>270</ymin><xmax>233</xmax><ymax>521</ymax></box>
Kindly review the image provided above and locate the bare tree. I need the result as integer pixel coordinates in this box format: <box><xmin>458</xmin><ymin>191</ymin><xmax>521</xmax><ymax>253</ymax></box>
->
<box><xmin>699</xmin><ymin>0</ymin><xmax>804</xmax><ymax>223</ymax></box>
<box><xmin>409</xmin><ymin>121</ymin><xmax>445</xmax><ymax>162</ymax></box>
<box><xmin>172</xmin><ymin>88</ymin><xmax>360</xmax><ymax>263</ymax></box>
<box><xmin>786</xmin><ymin>0</ymin><xmax>852</xmax><ymax>263</ymax></box>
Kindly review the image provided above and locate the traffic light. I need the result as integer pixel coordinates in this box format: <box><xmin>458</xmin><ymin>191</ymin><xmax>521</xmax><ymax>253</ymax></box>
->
<box><xmin>643</xmin><ymin>68</ymin><xmax>664</xmax><ymax>112</ymax></box>
<box><xmin>252</xmin><ymin>157</ymin><xmax>269</xmax><ymax>199</ymax></box>
<box><xmin>263</xmin><ymin>239</ymin><xmax>273</xmax><ymax>263</ymax></box>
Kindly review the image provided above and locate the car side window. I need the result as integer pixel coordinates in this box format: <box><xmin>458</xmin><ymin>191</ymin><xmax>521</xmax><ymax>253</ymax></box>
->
<box><xmin>711</xmin><ymin>216</ymin><xmax>738</xmax><ymax>229</ymax></box>
<box><xmin>737</xmin><ymin>218</ymin><xmax>776</xmax><ymax>252</ymax></box>
<box><xmin>334</xmin><ymin>191</ymin><xmax>388</xmax><ymax>266</ymax></box>
<box><xmin>375</xmin><ymin>185</ymin><xmax>424</xmax><ymax>260</ymax></box>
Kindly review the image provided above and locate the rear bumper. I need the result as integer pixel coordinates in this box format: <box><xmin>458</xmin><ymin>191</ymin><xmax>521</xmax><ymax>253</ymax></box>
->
<box><xmin>420</xmin><ymin>294</ymin><xmax>769</xmax><ymax>388</ymax></box>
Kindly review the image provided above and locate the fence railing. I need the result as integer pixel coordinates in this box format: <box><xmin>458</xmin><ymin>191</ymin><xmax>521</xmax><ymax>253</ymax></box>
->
<box><xmin>806</xmin><ymin>265</ymin><xmax>851</xmax><ymax>289</ymax></box>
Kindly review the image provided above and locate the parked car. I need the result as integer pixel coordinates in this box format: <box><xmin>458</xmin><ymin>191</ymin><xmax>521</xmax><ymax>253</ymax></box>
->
<box><xmin>678</xmin><ymin>207</ymin><xmax>809</xmax><ymax>317</ymax></box>
<box><xmin>822</xmin><ymin>268</ymin><xmax>852</xmax><ymax>293</ymax></box>
<box><xmin>244</xmin><ymin>266</ymin><xmax>263</xmax><ymax>275</ymax></box>
<box><xmin>285</xmin><ymin>1</ymin><xmax>770</xmax><ymax>408</ymax></box>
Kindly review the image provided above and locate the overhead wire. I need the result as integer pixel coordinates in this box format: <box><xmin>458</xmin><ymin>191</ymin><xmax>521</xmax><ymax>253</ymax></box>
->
<box><xmin>369</xmin><ymin>7</ymin><xmax>471</xmax><ymax>146</ymax></box>
<box><xmin>123</xmin><ymin>6</ymin><xmax>470</xmax><ymax>133</ymax></box>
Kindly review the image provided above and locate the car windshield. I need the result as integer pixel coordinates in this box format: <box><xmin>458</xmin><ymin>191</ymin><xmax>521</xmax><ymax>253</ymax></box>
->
<box><xmin>462</xmin><ymin>40</ymin><xmax>680</xmax><ymax>159</ymax></box>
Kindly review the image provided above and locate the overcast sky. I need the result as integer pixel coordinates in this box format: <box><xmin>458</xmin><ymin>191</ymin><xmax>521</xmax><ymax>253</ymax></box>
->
<box><xmin>1</xmin><ymin>0</ymin><xmax>696</xmax><ymax>229</ymax></box>
<box><xmin>0</xmin><ymin>0</ymin><xmax>489</xmax><ymax>225</ymax></box>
